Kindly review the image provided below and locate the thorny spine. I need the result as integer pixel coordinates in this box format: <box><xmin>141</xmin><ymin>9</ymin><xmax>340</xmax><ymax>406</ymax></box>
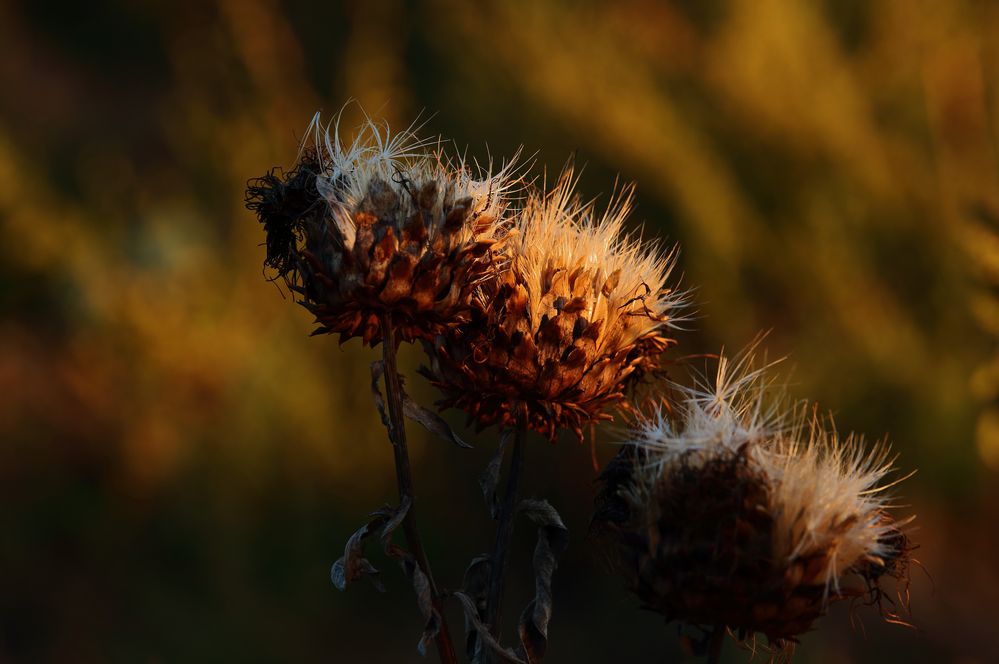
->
<box><xmin>381</xmin><ymin>312</ymin><xmax>458</xmax><ymax>664</ymax></box>
<box><xmin>483</xmin><ymin>423</ymin><xmax>527</xmax><ymax>659</ymax></box>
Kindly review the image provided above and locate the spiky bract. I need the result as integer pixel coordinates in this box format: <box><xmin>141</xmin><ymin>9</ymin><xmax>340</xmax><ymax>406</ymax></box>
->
<box><xmin>592</xmin><ymin>353</ymin><xmax>913</xmax><ymax>650</ymax></box>
<box><xmin>246</xmin><ymin>113</ymin><xmax>518</xmax><ymax>345</ymax></box>
<box><xmin>421</xmin><ymin>170</ymin><xmax>684</xmax><ymax>441</ymax></box>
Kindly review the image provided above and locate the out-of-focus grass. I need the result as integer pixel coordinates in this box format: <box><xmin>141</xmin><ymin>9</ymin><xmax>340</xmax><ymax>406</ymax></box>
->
<box><xmin>1</xmin><ymin>1</ymin><xmax>998</xmax><ymax>661</ymax></box>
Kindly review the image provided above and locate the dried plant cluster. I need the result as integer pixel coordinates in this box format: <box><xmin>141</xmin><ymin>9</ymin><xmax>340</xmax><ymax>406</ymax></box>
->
<box><xmin>422</xmin><ymin>171</ymin><xmax>684</xmax><ymax>441</ymax></box>
<box><xmin>592</xmin><ymin>355</ymin><xmax>913</xmax><ymax>653</ymax></box>
<box><xmin>249</xmin><ymin>114</ymin><xmax>684</xmax><ymax>439</ymax></box>
<box><xmin>248</xmin><ymin>113</ymin><xmax>916</xmax><ymax>663</ymax></box>
<box><xmin>246</xmin><ymin>114</ymin><xmax>516</xmax><ymax>345</ymax></box>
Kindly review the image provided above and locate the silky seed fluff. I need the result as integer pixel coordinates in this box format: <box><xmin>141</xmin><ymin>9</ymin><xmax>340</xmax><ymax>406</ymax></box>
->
<box><xmin>592</xmin><ymin>352</ymin><xmax>914</xmax><ymax>652</ymax></box>
<box><xmin>246</xmin><ymin>113</ymin><xmax>520</xmax><ymax>345</ymax></box>
<box><xmin>421</xmin><ymin>169</ymin><xmax>686</xmax><ymax>441</ymax></box>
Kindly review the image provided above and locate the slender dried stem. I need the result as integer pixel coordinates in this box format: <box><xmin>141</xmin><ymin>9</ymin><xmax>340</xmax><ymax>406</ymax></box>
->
<box><xmin>484</xmin><ymin>423</ymin><xmax>528</xmax><ymax>654</ymax></box>
<box><xmin>380</xmin><ymin>313</ymin><xmax>458</xmax><ymax>664</ymax></box>
<box><xmin>706</xmin><ymin>625</ymin><xmax>725</xmax><ymax>664</ymax></box>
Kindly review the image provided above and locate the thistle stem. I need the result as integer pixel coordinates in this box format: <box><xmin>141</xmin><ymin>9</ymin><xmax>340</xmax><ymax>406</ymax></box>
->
<box><xmin>706</xmin><ymin>625</ymin><xmax>725</xmax><ymax>664</ymax></box>
<box><xmin>380</xmin><ymin>313</ymin><xmax>458</xmax><ymax>664</ymax></box>
<box><xmin>484</xmin><ymin>423</ymin><xmax>528</xmax><ymax>652</ymax></box>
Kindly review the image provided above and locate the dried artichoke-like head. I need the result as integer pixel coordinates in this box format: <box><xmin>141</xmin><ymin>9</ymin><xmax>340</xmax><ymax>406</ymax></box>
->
<box><xmin>422</xmin><ymin>169</ymin><xmax>684</xmax><ymax>441</ymax></box>
<box><xmin>247</xmin><ymin>113</ymin><xmax>519</xmax><ymax>345</ymax></box>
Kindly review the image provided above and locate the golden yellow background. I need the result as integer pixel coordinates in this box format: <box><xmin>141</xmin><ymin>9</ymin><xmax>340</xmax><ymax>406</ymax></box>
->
<box><xmin>1</xmin><ymin>1</ymin><xmax>997</xmax><ymax>661</ymax></box>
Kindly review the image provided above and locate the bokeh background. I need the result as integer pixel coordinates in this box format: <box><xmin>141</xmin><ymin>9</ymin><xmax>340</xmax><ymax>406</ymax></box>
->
<box><xmin>2</xmin><ymin>0</ymin><xmax>998</xmax><ymax>661</ymax></box>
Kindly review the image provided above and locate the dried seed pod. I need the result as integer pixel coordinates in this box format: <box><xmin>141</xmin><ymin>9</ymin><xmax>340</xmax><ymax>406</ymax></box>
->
<box><xmin>592</xmin><ymin>353</ymin><xmax>915</xmax><ymax>653</ymax></box>
<box><xmin>421</xmin><ymin>169</ymin><xmax>686</xmax><ymax>441</ymax></box>
<box><xmin>246</xmin><ymin>113</ymin><xmax>519</xmax><ymax>345</ymax></box>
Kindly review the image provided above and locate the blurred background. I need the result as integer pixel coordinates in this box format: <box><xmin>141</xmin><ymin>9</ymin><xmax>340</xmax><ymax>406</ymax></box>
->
<box><xmin>1</xmin><ymin>0</ymin><xmax>998</xmax><ymax>661</ymax></box>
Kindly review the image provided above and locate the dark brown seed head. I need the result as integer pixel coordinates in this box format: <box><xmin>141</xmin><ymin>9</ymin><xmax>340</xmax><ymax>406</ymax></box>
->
<box><xmin>421</xmin><ymin>170</ymin><xmax>683</xmax><ymax>442</ymax></box>
<box><xmin>246</xmin><ymin>117</ymin><xmax>517</xmax><ymax>346</ymax></box>
<box><xmin>591</xmin><ymin>356</ymin><xmax>915</xmax><ymax>651</ymax></box>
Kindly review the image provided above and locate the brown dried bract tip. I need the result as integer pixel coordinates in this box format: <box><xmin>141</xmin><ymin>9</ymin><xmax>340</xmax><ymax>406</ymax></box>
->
<box><xmin>245</xmin><ymin>112</ymin><xmax>519</xmax><ymax>346</ymax></box>
<box><xmin>421</xmin><ymin>169</ymin><xmax>685</xmax><ymax>442</ymax></box>
<box><xmin>591</xmin><ymin>353</ymin><xmax>915</xmax><ymax>653</ymax></box>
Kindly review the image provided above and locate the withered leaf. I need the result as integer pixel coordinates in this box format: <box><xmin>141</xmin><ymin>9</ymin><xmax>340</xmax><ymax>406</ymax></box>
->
<box><xmin>378</xmin><ymin>496</ymin><xmax>411</xmax><ymax>548</ymax></box>
<box><xmin>332</xmin><ymin>497</ymin><xmax>443</xmax><ymax>656</ymax></box>
<box><xmin>378</xmin><ymin>497</ymin><xmax>443</xmax><ymax>657</ymax></box>
<box><xmin>407</xmin><ymin>560</ymin><xmax>441</xmax><ymax>656</ymax></box>
<box><xmin>402</xmin><ymin>395</ymin><xmax>472</xmax><ymax>449</ymax></box>
<box><xmin>516</xmin><ymin>500</ymin><xmax>569</xmax><ymax>663</ymax></box>
<box><xmin>480</xmin><ymin>431</ymin><xmax>511</xmax><ymax>519</ymax></box>
<box><xmin>330</xmin><ymin>506</ymin><xmax>396</xmax><ymax>592</ymax></box>
<box><xmin>462</xmin><ymin>555</ymin><xmax>492</xmax><ymax>600</ymax></box>
<box><xmin>454</xmin><ymin>591</ymin><xmax>527</xmax><ymax>664</ymax></box>
<box><xmin>371</xmin><ymin>360</ymin><xmax>471</xmax><ymax>448</ymax></box>
<box><xmin>330</xmin><ymin>556</ymin><xmax>382</xmax><ymax>593</ymax></box>
<box><xmin>460</xmin><ymin>555</ymin><xmax>492</xmax><ymax>660</ymax></box>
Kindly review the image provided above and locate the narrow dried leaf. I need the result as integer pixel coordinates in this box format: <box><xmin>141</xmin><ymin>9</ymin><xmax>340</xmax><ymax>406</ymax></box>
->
<box><xmin>377</xmin><ymin>497</ymin><xmax>442</xmax><ymax>657</ymax></box>
<box><xmin>516</xmin><ymin>500</ymin><xmax>569</xmax><ymax>663</ymax></box>
<box><xmin>480</xmin><ymin>431</ymin><xmax>511</xmax><ymax>519</ymax></box>
<box><xmin>385</xmin><ymin>551</ymin><xmax>441</xmax><ymax>657</ymax></box>
<box><xmin>330</xmin><ymin>508</ymin><xmax>394</xmax><ymax>592</ymax></box>
<box><xmin>330</xmin><ymin>498</ymin><xmax>441</xmax><ymax>656</ymax></box>
<box><xmin>461</xmin><ymin>555</ymin><xmax>492</xmax><ymax>660</ymax></box>
<box><xmin>373</xmin><ymin>359</ymin><xmax>471</xmax><ymax>448</ymax></box>
<box><xmin>462</xmin><ymin>555</ymin><xmax>492</xmax><ymax>600</ymax></box>
<box><xmin>378</xmin><ymin>496</ymin><xmax>411</xmax><ymax>546</ymax></box>
<box><xmin>454</xmin><ymin>591</ymin><xmax>527</xmax><ymax>664</ymax></box>
<box><xmin>409</xmin><ymin>562</ymin><xmax>440</xmax><ymax>656</ymax></box>
<box><xmin>330</xmin><ymin>556</ymin><xmax>383</xmax><ymax>593</ymax></box>
<box><xmin>403</xmin><ymin>394</ymin><xmax>473</xmax><ymax>448</ymax></box>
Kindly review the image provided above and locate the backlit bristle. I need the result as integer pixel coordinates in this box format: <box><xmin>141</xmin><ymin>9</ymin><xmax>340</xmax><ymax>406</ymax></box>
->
<box><xmin>304</xmin><ymin>111</ymin><xmax>521</xmax><ymax>252</ymax></box>
<box><xmin>421</xmin><ymin>167</ymin><xmax>687</xmax><ymax>442</ymax></box>
<box><xmin>768</xmin><ymin>428</ymin><xmax>907</xmax><ymax>597</ymax></box>
<box><xmin>246</xmin><ymin>111</ymin><xmax>521</xmax><ymax>345</ymax></box>
<box><xmin>594</xmin><ymin>350</ymin><xmax>914</xmax><ymax>650</ymax></box>
<box><xmin>510</xmin><ymin>168</ymin><xmax>686</xmax><ymax>351</ymax></box>
<box><xmin>626</xmin><ymin>349</ymin><xmax>783</xmax><ymax>478</ymax></box>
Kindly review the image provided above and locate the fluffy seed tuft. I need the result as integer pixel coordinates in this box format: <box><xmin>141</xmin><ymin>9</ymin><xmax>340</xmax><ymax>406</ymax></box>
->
<box><xmin>421</xmin><ymin>168</ymin><xmax>687</xmax><ymax>441</ymax></box>
<box><xmin>592</xmin><ymin>351</ymin><xmax>915</xmax><ymax>651</ymax></box>
<box><xmin>246</xmin><ymin>112</ymin><xmax>520</xmax><ymax>345</ymax></box>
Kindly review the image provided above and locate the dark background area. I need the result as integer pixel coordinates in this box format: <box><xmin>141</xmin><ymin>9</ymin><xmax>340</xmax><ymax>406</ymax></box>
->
<box><xmin>2</xmin><ymin>0</ymin><xmax>998</xmax><ymax>661</ymax></box>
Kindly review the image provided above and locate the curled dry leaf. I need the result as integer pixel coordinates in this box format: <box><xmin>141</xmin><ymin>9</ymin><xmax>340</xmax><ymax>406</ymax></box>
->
<box><xmin>377</xmin><ymin>498</ymin><xmax>442</xmax><ymax>656</ymax></box>
<box><xmin>330</xmin><ymin>506</ymin><xmax>398</xmax><ymax>592</ymax></box>
<box><xmin>454</xmin><ymin>591</ymin><xmax>527</xmax><ymax>664</ymax></box>
<box><xmin>401</xmin><ymin>557</ymin><xmax>441</xmax><ymax>656</ymax></box>
<box><xmin>403</xmin><ymin>396</ymin><xmax>473</xmax><ymax>449</ymax></box>
<box><xmin>330</xmin><ymin>497</ymin><xmax>443</xmax><ymax>656</ymax></box>
<box><xmin>480</xmin><ymin>431</ymin><xmax>511</xmax><ymax>520</ymax></box>
<box><xmin>516</xmin><ymin>500</ymin><xmax>569</xmax><ymax>663</ymax></box>
<box><xmin>455</xmin><ymin>501</ymin><xmax>568</xmax><ymax>664</ymax></box>
<box><xmin>371</xmin><ymin>360</ymin><xmax>471</xmax><ymax>448</ymax></box>
<box><xmin>460</xmin><ymin>555</ymin><xmax>492</xmax><ymax>660</ymax></box>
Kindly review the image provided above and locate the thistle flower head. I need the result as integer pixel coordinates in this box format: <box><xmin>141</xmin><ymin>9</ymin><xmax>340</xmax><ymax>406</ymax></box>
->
<box><xmin>592</xmin><ymin>352</ymin><xmax>914</xmax><ymax>651</ymax></box>
<box><xmin>510</xmin><ymin>170</ymin><xmax>680</xmax><ymax>353</ymax></box>
<box><xmin>421</xmin><ymin>168</ymin><xmax>686</xmax><ymax>441</ymax></box>
<box><xmin>245</xmin><ymin>112</ymin><xmax>520</xmax><ymax>345</ymax></box>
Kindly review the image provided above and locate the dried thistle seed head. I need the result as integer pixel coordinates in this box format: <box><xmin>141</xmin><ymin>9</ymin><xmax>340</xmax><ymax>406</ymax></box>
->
<box><xmin>592</xmin><ymin>353</ymin><xmax>914</xmax><ymax>650</ymax></box>
<box><xmin>421</xmin><ymin>169</ymin><xmax>686</xmax><ymax>442</ymax></box>
<box><xmin>245</xmin><ymin>112</ymin><xmax>520</xmax><ymax>345</ymax></box>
